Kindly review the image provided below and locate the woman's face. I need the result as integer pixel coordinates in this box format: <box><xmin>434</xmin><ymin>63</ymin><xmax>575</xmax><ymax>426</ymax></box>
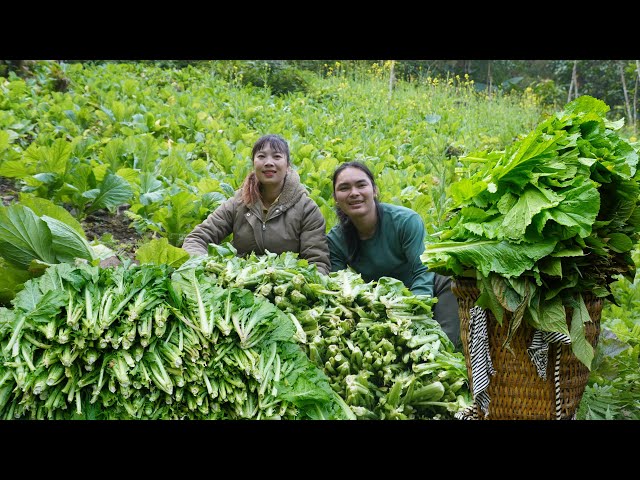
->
<box><xmin>333</xmin><ymin>166</ymin><xmax>377</xmax><ymax>219</ymax></box>
<box><xmin>253</xmin><ymin>142</ymin><xmax>288</xmax><ymax>188</ymax></box>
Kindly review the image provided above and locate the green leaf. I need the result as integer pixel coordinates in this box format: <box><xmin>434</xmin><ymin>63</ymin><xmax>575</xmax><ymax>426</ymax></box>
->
<box><xmin>42</xmin><ymin>138</ymin><xmax>73</xmax><ymax>175</ymax></box>
<box><xmin>501</xmin><ymin>185</ymin><xmax>563</xmax><ymax>240</ymax></box>
<box><xmin>0</xmin><ymin>159</ymin><xmax>31</xmax><ymax>178</ymax></box>
<box><xmin>449</xmin><ymin>176</ymin><xmax>489</xmax><ymax>206</ymax></box>
<box><xmin>492</xmin><ymin>274</ymin><xmax>526</xmax><ymax>312</ymax></box>
<box><xmin>136</xmin><ymin>238</ymin><xmax>189</xmax><ymax>267</ymax></box>
<box><xmin>0</xmin><ymin>205</ymin><xmax>56</xmax><ymax>268</ymax></box>
<box><xmin>13</xmin><ymin>284</ymin><xmax>68</xmax><ymax>320</ymax></box>
<box><xmin>153</xmin><ymin>190</ymin><xmax>199</xmax><ymax>242</ymax></box>
<box><xmin>116</xmin><ymin>167</ymin><xmax>143</xmax><ymax>187</ymax></box>
<box><xmin>607</xmin><ymin>232</ymin><xmax>634</xmax><ymax>253</ymax></box>
<box><xmin>529</xmin><ymin>295</ymin><xmax>569</xmax><ymax>336</ymax></box>
<box><xmin>18</xmin><ymin>196</ymin><xmax>87</xmax><ymax>238</ymax></box>
<box><xmin>0</xmin><ymin>258</ymin><xmax>31</xmax><ymax>306</ymax></box>
<box><xmin>537</xmin><ymin>257</ymin><xmax>562</xmax><ymax>277</ymax></box>
<box><xmin>220</xmin><ymin>182</ymin><xmax>236</xmax><ymax>197</ymax></box>
<box><xmin>569</xmin><ymin>294</ymin><xmax>595</xmax><ymax>369</ymax></box>
<box><xmin>101</xmin><ymin>138</ymin><xmax>128</xmax><ymax>171</ymax></box>
<box><xmin>565</xmin><ymin>95</ymin><xmax>609</xmax><ymax>117</ymax></box>
<box><xmin>422</xmin><ymin>238</ymin><xmax>557</xmax><ymax>278</ymax></box>
<box><xmin>0</xmin><ymin>130</ymin><xmax>10</xmax><ymax>152</ymax></box>
<box><xmin>41</xmin><ymin>215</ymin><xmax>95</xmax><ymax>263</ymax></box>
<box><xmin>84</xmin><ymin>173</ymin><xmax>133</xmax><ymax>215</ymax></box>
<box><xmin>476</xmin><ymin>276</ymin><xmax>505</xmax><ymax>325</ymax></box>
<box><xmin>206</xmin><ymin>242</ymin><xmax>237</xmax><ymax>258</ymax></box>
<box><xmin>550</xmin><ymin>245</ymin><xmax>583</xmax><ymax>257</ymax></box>
<box><xmin>533</xmin><ymin>179</ymin><xmax>599</xmax><ymax>240</ymax></box>
<box><xmin>132</xmin><ymin>135</ymin><xmax>158</xmax><ymax>170</ymax></box>
<box><xmin>135</xmin><ymin>171</ymin><xmax>165</xmax><ymax>206</ymax></box>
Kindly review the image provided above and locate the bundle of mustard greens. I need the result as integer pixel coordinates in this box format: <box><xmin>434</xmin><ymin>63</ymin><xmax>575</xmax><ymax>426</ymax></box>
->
<box><xmin>421</xmin><ymin>95</ymin><xmax>640</xmax><ymax>369</ymax></box>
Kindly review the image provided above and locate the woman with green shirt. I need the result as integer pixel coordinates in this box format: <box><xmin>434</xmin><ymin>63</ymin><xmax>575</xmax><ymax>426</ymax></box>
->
<box><xmin>327</xmin><ymin>161</ymin><xmax>460</xmax><ymax>349</ymax></box>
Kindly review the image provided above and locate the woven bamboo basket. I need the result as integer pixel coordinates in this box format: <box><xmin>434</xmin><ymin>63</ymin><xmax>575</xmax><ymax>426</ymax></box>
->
<box><xmin>451</xmin><ymin>276</ymin><xmax>602</xmax><ymax>420</ymax></box>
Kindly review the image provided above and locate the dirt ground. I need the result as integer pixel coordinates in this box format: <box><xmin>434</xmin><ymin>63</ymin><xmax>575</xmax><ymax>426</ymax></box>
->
<box><xmin>0</xmin><ymin>176</ymin><xmax>141</xmax><ymax>260</ymax></box>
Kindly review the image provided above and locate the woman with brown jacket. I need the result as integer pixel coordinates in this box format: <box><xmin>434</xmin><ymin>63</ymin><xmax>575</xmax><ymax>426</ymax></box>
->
<box><xmin>182</xmin><ymin>134</ymin><xmax>331</xmax><ymax>275</ymax></box>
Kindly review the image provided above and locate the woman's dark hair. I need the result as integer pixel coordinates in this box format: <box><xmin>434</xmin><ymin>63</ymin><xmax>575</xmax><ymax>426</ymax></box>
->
<box><xmin>332</xmin><ymin>161</ymin><xmax>382</xmax><ymax>264</ymax></box>
<box><xmin>251</xmin><ymin>134</ymin><xmax>291</xmax><ymax>165</ymax></box>
<box><xmin>242</xmin><ymin>134</ymin><xmax>291</xmax><ymax>205</ymax></box>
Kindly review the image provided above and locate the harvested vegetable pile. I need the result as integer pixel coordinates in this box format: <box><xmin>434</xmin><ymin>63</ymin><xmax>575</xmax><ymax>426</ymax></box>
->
<box><xmin>0</xmin><ymin>243</ymin><xmax>470</xmax><ymax>419</ymax></box>
<box><xmin>0</xmin><ymin>261</ymin><xmax>346</xmax><ymax>419</ymax></box>
<box><xmin>199</xmin><ymin>245</ymin><xmax>471</xmax><ymax>419</ymax></box>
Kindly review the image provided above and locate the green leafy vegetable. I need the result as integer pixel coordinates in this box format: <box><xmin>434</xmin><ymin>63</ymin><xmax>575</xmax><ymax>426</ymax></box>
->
<box><xmin>422</xmin><ymin>96</ymin><xmax>640</xmax><ymax>368</ymax></box>
<box><xmin>0</xmin><ymin>204</ymin><xmax>56</xmax><ymax>268</ymax></box>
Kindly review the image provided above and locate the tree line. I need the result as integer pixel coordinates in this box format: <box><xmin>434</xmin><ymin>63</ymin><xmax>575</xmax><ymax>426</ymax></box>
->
<box><xmin>307</xmin><ymin>60</ymin><xmax>639</xmax><ymax>135</ymax></box>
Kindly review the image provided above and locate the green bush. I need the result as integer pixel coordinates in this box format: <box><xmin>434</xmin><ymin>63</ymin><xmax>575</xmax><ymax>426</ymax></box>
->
<box><xmin>239</xmin><ymin>60</ymin><xmax>310</xmax><ymax>96</ymax></box>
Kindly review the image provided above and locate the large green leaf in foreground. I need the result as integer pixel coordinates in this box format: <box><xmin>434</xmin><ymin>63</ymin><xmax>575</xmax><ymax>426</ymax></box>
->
<box><xmin>0</xmin><ymin>204</ymin><xmax>56</xmax><ymax>268</ymax></box>
<box><xmin>0</xmin><ymin>204</ymin><xmax>95</xmax><ymax>268</ymax></box>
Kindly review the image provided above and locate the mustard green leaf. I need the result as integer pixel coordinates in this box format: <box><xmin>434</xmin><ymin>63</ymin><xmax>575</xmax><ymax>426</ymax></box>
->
<box><xmin>500</xmin><ymin>137</ymin><xmax>563</xmax><ymax>188</ymax></box>
<box><xmin>0</xmin><ymin>258</ymin><xmax>30</xmax><ymax>306</ymax></box>
<box><xmin>596</xmin><ymin>136</ymin><xmax>638</xmax><ymax>180</ymax></box>
<box><xmin>82</xmin><ymin>188</ymin><xmax>100</xmax><ymax>200</ymax></box>
<box><xmin>41</xmin><ymin>215</ymin><xmax>95</xmax><ymax>263</ymax></box>
<box><xmin>422</xmin><ymin>238</ymin><xmax>556</xmax><ymax>278</ymax></box>
<box><xmin>89</xmin><ymin>243</ymin><xmax>116</xmax><ymax>261</ymax></box>
<box><xmin>537</xmin><ymin>257</ymin><xmax>562</xmax><ymax>277</ymax></box>
<box><xmin>0</xmin><ymin>130</ymin><xmax>9</xmax><ymax>151</ymax></box>
<box><xmin>599</xmin><ymin>177</ymin><xmax>640</xmax><ymax>231</ymax></box>
<box><xmin>0</xmin><ymin>306</ymin><xmax>16</xmax><ymax>326</ymax></box>
<box><xmin>501</xmin><ymin>185</ymin><xmax>563</xmax><ymax>240</ymax></box>
<box><xmin>607</xmin><ymin>232</ymin><xmax>634</xmax><ymax>253</ymax></box>
<box><xmin>10</xmin><ymin>276</ymin><xmax>46</xmax><ymax>313</ymax></box>
<box><xmin>503</xmin><ymin>284</ymin><xmax>531</xmax><ymax>349</ymax></box>
<box><xmin>496</xmin><ymin>192</ymin><xmax>517</xmax><ymax>214</ymax></box>
<box><xmin>61</xmin><ymin>163</ymin><xmax>95</xmax><ymax>199</ymax></box>
<box><xmin>0</xmin><ymin>159</ymin><xmax>31</xmax><ymax>178</ymax></box>
<box><xmin>0</xmin><ymin>205</ymin><xmax>56</xmax><ymax>268</ymax></box>
<box><xmin>469</xmin><ymin>215</ymin><xmax>504</xmax><ymax>240</ymax></box>
<box><xmin>550</xmin><ymin>245</ymin><xmax>584</xmax><ymax>257</ymax></box>
<box><xmin>449</xmin><ymin>176</ymin><xmax>489</xmax><ymax>206</ymax></box>
<box><xmin>18</xmin><ymin>196</ymin><xmax>86</xmax><ymax>238</ymax></box>
<box><xmin>565</xmin><ymin>95</ymin><xmax>610</xmax><ymax>117</ymax></box>
<box><xmin>492</xmin><ymin>274</ymin><xmax>525</xmax><ymax>312</ymax></box>
<box><xmin>84</xmin><ymin>173</ymin><xmax>133</xmax><ymax>215</ymax></box>
<box><xmin>15</xmin><ymin>285</ymin><xmax>68</xmax><ymax>321</ymax></box>
<box><xmin>42</xmin><ymin>138</ymin><xmax>73</xmax><ymax>175</ymax></box>
<box><xmin>134</xmin><ymin>171</ymin><xmax>165</xmax><ymax>206</ymax></box>
<box><xmin>101</xmin><ymin>138</ymin><xmax>128</xmax><ymax>171</ymax></box>
<box><xmin>116</xmin><ymin>167</ymin><xmax>143</xmax><ymax>187</ymax></box>
<box><xmin>32</xmin><ymin>173</ymin><xmax>57</xmax><ymax>184</ymax></box>
<box><xmin>528</xmin><ymin>295</ymin><xmax>569</xmax><ymax>336</ymax></box>
<box><xmin>476</xmin><ymin>276</ymin><xmax>505</xmax><ymax>325</ymax></box>
<box><xmin>461</xmin><ymin>205</ymin><xmax>494</xmax><ymax>222</ymax></box>
<box><xmin>413</xmin><ymin>195</ymin><xmax>434</xmax><ymax>226</ymax></box>
<box><xmin>136</xmin><ymin>238</ymin><xmax>189</xmax><ymax>267</ymax></box>
<box><xmin>532</xmin><ymin>179</ymin><xmax>599</xmax><ymax>240</ymax></box>
<box><xmin>27</xmin><ymin>258</ymin><xmax>51</xmax><ymax>277</ymax></box>
<box><xmin>569</xmin><ymin>294</ymin><xmax>595</xmax><ymax>369</ymax></box>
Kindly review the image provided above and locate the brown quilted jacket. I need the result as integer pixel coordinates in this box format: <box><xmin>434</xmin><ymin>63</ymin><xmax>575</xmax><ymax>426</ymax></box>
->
<box><xmin>182</xmin><ymin>169</ymin><xmax>330</xmax><ymax>275</ymax></box>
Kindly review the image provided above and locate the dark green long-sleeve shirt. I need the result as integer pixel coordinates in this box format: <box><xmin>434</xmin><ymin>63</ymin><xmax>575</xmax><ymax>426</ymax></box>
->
<box><xmin>327</xmin><ymin>203</ymin><xmax>435</xmax><ymax>296</ymax></box>
<box><xmin>328</xmin><ymin>202</ymin><xmax>460</xmax><ymax>348</ymax></box>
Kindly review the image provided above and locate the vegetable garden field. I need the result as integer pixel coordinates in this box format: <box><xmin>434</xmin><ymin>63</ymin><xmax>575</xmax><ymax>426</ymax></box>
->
<box><xmin>0</xmin><ymin>60</ymin><xmax>638</xmax><ymax>420</ymax></box>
